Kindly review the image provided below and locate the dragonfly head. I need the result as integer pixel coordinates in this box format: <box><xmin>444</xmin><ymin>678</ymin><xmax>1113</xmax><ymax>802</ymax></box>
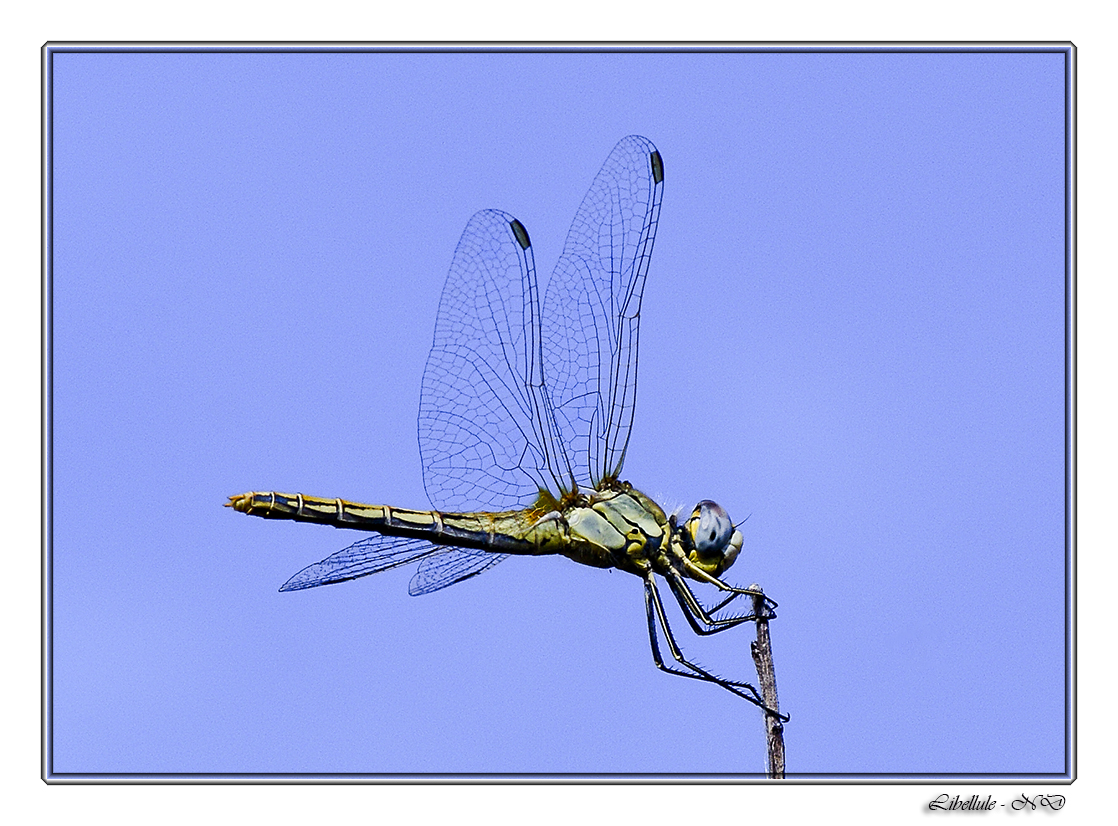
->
<box><xmin>684</xmin><ymin>500</ymin><xmax>743</xmax><ymax>576</ymax></box>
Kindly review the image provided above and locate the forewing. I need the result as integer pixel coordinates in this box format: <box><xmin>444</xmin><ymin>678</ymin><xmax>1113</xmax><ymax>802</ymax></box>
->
<box><xmin>419</xmin><ymin>209</ymin><xmax>572</xmax><ymax>511</ymax></box>
<box><xmin>279</xmin><ymin>534</ymin><xmax>443</xmax><ymax>592</ymax></box>
<box><xmin>409</xmin><ymin>548</ymin><xmax>510</xmax><ymax>596</ymax></box>
<box><xmin>542</xmin><ymin>136</ymin><xmax>664</xmax><ymax>490</ymax></box>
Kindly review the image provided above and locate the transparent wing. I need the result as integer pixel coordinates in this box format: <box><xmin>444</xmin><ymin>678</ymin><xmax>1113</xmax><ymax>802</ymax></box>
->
<box><xmin>409</xmin><ymin>547</ymin><xmax>509</xmax><ymax>596</ymax></box>
<box><xmin>279</xmin><ymin>534</ymin><xmax>444</xmax><ymax>592</ymax></box>
<box><xmin>419</xmin><ymin>209</ymin><xmax>573</xmax><ymax>512</ymax></box>
<box><xmin>283</xmin><ymin>142</ymin><xmax>664</xmax><ymax>598</ymax></box>
<box><xmin>542</xmin><ymin>135</ymin><xmax>664</xmax><ymax>490</ymax></box>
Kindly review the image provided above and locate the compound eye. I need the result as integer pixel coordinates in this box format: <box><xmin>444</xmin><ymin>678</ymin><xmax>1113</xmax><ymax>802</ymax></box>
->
<box><xmin>689</xmin><ymin>500</ymin><xmax>732</xmax><ymax>554</ymax></box>
<box><xmin>724</xmin><ymin>530</ymin><xmax>743</xmax><ymax>570</ymax></box>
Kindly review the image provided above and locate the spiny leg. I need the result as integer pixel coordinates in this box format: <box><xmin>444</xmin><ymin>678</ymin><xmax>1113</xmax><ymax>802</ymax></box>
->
<box><xmin>643</xmin><ymin>575</ymin><xmax>754</xmax><ymax>693</ymax></box>
<box><xmin>706</xmin><ymin>590</ymin><xmax>749</xmax><ymax>616</ymax></box>
<box><xmin>643</xmin><ymin>574</ymin><xmax>774</xmax><ymax>712</ymax></box>
<box><xmin>664</xmin><ymin>570</ymin><xmax>765</xmax><ymax>636</ymax></box>
<box><xmin>681</xmin><ymin>558</ymin><xmax>780</xmax><ymax>614</ymax></box>
<box><xmin>675</xmin><ymin>561</ymin><xmax>782</xmax><ymax>621</ymax></box>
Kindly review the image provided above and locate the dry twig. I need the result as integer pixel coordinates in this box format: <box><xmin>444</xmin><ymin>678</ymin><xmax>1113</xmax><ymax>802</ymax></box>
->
<box><xmin>750</xmin><ymin>585</ymin><xmax>786</xmax><ymax>779</ymax></box>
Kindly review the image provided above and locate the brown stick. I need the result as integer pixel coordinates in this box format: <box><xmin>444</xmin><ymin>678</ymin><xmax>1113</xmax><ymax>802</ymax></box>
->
<box><xmin>750</xmin><ymin>584</ymin><xmax>786</xmax><ymax>779</ymax></box>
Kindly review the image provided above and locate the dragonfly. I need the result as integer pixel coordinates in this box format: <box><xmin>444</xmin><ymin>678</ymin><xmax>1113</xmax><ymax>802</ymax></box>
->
<box><xmin>229</xmin><ymin>135</ymin><xmax>784</xmax><ymax>718</ymax></box>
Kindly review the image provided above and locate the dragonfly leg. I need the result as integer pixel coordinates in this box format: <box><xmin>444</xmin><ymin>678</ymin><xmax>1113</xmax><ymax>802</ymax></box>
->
<box><xmin>707</xmin><ymin>590</ymin><xmax>746</xmax><ymax>615</ymax></box>
<box><xmin>644</xmin><ymin>574</ymin><xmax>786</xmax><ymax>720</ymax></box>
<box><xmin>664</xmin><ymin>570</ymin><xmax>765</xmax><ymax>636</ymax></box>
<box><xmin>643</xmin><ymin>575</ymin><xmax>751</xmax><ymax>693</ymax></box>
<box><xmin>680</xmin><ymin>559</ymin><xmax>779</xmax><ymax>614</ymax></box>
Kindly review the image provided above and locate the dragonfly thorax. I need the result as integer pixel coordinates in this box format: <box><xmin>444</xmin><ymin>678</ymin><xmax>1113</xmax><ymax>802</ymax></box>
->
<box><xmin>549</xmin><ymin>486</ymin><xmax>668</xmax><ymax>574</ymax></box>
<box><xmin>550</xmin><ymin>488</ymin><xmax>743</xmax><ymax>582</ymax></box>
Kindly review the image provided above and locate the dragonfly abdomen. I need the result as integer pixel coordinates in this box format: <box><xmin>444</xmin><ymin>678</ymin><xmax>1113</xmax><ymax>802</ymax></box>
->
<box><xmin>227</xmin><ymin>491</ymin><xmax>543</xmax><ymax>554</ymax></box>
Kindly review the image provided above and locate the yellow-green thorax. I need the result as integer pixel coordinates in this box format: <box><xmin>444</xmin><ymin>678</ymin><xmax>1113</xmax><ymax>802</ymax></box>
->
<box><xmin>529</xmin><ymin>486</ymin><xmax>740</xmax><ymax>582</ymax></box>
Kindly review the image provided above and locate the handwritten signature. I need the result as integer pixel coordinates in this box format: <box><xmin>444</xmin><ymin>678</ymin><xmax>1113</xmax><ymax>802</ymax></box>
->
<box><xmin>1012</xmin><ymin>793</ymin><xmax>1066</xmax><ymax>811</ymax></box>
<box><xmin>928</xmin><ymin>793</ymin><xmax>1066</xmax><ymax>812</ymax></box>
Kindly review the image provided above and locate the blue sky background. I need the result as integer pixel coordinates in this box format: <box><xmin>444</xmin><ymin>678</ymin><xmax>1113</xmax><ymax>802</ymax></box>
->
<box><xmin>49</xmin><ymin>49</ymin><xmax>1068</xmax><ymax>776</ymax></box>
